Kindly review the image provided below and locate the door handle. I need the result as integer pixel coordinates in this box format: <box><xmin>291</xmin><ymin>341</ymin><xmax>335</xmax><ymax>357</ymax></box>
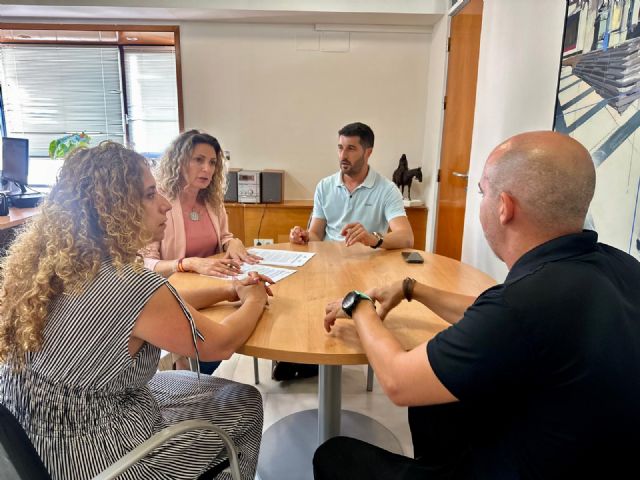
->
<box><xmin>452</xmin><ymin>171</ymin><xmax>469</xmax><ymax>178</ymax></box>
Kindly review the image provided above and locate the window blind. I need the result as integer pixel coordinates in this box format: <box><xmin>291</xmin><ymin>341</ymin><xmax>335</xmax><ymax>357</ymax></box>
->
<box><xmin>0</xmin><ymin>45</ymin><xmax>124</xmax><ymax>157</ymax></box>
<box><xmin>123</xmin><ymin>46</ymin><xmax>178</xmax><ymax>155</ymax></box>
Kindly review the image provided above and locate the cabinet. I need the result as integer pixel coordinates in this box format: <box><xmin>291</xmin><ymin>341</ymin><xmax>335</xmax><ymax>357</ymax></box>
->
<box><xmin>225</xmin><ymin>201</ymin><xmax>428</xmax><ymax>250</ymax></box>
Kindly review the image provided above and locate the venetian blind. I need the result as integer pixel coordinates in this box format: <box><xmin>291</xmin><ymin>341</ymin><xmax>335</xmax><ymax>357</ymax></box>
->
<box><xmin>0</xmin><ymin>44</ymin><xmax>124</xmax><ymax>157</ymax></box>
<box><xmin>123</xmin><ymin>46</ymin><xmax>178</xmax><ymax>155</ymax></box>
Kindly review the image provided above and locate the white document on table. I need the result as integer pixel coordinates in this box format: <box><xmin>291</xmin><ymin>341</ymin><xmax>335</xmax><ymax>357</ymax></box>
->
<box><xmin>208</xmin><ymin>263</ymin><xmax>297</xmax><ymax>283</ymax></box>
<box><xmin>248</xmin><ymin>248</ymin><xmax>315</xmax><ymax>267</ymax></box>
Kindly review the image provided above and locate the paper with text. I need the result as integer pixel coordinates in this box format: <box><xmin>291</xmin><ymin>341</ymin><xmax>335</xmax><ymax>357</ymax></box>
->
<box><xmin>205</xmin><ymin>263</ymin><xmax>296</xmax><ymax>283</ymax></box>
<box><xmin>249</xmin><ymin>248</ymin><xmax>315</xmax><ymax>267</ymax></box>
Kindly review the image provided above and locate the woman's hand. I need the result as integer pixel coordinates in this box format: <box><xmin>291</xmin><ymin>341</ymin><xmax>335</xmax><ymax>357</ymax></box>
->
<box><xmin>225</xmin><ymin>238</ymin><xmax>262</xmax><ymax>265</ymax></box>
<box><xmin>182</xmin><ymin>257</ymin><xmax>242</xmax><ymax>277</ymax></box>
<box><xmin>366</xmin><ymin>281</ymin><xmax>404</xmax><ymax>320</ymax></box>
<box><xmin>232</xmin><ymin>272</ymin><xmax>274</xmax><ymax>305</ymax></box>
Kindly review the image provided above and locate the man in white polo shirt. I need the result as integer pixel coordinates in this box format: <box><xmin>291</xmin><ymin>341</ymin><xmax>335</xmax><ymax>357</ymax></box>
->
<box><xmin>290</xmin><ymin>122</ymin><xmax>414</xmax><ymax>249</ymax></box>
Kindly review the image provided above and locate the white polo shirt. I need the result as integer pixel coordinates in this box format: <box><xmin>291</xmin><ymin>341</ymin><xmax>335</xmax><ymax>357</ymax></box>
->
<box><xmin>311</xmin><ymin>168</ymin><xmax>406</xmax><ymax>242</ymax></box>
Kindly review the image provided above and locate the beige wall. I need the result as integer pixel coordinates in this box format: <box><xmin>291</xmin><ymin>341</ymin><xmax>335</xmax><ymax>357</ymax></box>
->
<box><xmin>178</xmin><ymin>22</ymin><xmax>432</xmax><ymax>200</ymax></box>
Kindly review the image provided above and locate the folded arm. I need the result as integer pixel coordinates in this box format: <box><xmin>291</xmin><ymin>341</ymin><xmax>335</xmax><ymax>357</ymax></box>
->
<box><xmin>132</xmin><ymin>275</ymin><xmax>271</xmax><ymax>361</ymax></box>
<box><xmin>369</xmin><ymin>280</ymin><xmax>476</xmax><ymax>326</ymax></box>
<box><xmin>341</xmin><ymin>216</ymin><xmax>413</xmax><ymax>249</ymax></box>
<box><xmin>325</xmin><ymin>300</ymin><xmax>457</xmax><ymax>406</ymax></box>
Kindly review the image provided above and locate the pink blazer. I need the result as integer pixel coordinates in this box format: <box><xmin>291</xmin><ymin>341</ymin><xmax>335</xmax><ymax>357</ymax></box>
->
<box><xmin>142</xmin><ymin>196</ymin><xmax>234</xmax><ymax>271</ymax></box>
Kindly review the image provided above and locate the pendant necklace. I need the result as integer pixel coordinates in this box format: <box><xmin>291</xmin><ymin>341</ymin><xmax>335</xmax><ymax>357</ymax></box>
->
<box><xmin>189</xmin><ymin>207</ymin><xmax>200</xmax><ymax>221</ymax></box>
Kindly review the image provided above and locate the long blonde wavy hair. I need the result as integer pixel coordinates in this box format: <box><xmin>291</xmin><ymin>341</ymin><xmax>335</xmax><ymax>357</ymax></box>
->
<box><xmin>0</xmin><ymin>142</ymin><xmax>152</xmax><ymax>364</ymax></box>
<box><xmin>155</xmin><ymin>129</ymin><xmax>227</xmax><ymax>213</ymax></box>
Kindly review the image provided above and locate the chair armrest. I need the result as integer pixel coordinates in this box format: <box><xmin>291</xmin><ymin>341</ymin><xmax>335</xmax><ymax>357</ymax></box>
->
<box><xmin>91</xmin><ymin>420</ymin><xmax>241</xmax><ymax>480</ymax></box>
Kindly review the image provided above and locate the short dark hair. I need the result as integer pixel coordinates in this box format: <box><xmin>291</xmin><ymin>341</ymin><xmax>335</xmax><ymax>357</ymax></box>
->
<box><xmin>338</xmin><ymin>122</ymin><xmax>374</xmax><ymax>150</ymax></box>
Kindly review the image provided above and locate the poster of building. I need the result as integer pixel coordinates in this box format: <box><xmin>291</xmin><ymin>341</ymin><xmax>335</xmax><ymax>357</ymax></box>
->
<box><xmin>554</xmin><ymin>0</ymin><xmax>640</xmax><ymax>259</ymax></box>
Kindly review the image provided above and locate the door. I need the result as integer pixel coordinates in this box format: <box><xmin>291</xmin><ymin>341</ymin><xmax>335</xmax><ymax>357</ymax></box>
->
<box><xmin>434</xmin><ymin>0</ymin><xmax>483</xmax><ymax>260</ymax></box>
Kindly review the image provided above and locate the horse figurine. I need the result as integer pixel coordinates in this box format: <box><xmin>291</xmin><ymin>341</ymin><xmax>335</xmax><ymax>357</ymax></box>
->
<box><xmin>392</xmin><ymin>154</ymin><xmax>422</xmax><ymax>200</ymax></box>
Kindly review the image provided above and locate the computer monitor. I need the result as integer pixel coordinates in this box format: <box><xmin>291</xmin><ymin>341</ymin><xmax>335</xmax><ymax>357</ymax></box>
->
<box><xmin>1</xmin><ymin>137</ymin><xmax>29</xmax><ymax>193</ymax></box>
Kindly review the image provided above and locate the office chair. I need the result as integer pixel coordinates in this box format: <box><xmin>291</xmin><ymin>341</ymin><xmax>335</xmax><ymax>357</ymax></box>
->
<box><xmin>0</xmin><ymin>403</ymin><xmax>241</xmax><ymax>480</ymax></box>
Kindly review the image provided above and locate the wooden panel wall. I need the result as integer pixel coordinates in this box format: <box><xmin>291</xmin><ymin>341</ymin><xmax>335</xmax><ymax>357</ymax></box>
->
<box><xmin>225</xmin><ymin>201</ymin><xmax>428</xmax><ymax>250</ymax></box>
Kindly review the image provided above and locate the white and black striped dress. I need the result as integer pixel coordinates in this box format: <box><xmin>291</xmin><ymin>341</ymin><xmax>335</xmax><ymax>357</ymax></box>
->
<box><xmin>0</xmin><ymin>261</ymin><xmax>263</xmax><ymax>479</ymax></box>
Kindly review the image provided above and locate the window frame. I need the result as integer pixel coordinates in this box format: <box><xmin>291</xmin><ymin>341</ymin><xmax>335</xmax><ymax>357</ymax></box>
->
<box><xmin>0</xmin><ymin>22</ymin><xmax>184</xmax><ymax>156</ymax></box>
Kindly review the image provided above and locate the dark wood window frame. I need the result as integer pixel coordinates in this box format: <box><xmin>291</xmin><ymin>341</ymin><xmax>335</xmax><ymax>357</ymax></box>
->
<box><xmin>0</xmin><ymin>22</ymin><xmax>184</xmax><ymax>134</ymax></box>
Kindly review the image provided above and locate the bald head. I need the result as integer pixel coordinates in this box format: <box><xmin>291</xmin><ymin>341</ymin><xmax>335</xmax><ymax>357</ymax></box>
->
<box><xmin>483</xmin><ymin>131</ymin><xmax>595</xmax><ymax>232</ymax></box>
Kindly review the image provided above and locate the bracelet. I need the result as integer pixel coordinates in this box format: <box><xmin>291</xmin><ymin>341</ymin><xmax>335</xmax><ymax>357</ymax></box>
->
<box><xmin>177</xmin><ymin>258</ymin><xmax>186</xmax><ymax>273</ymax></box>
<box><xmin>402</xmin><ymin>277</ymin><xmax>416</xmax><ymax>302</ymax></box>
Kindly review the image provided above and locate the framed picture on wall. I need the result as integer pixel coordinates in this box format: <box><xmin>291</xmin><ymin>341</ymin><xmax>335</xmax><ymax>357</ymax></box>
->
<box><xmin>553</xmin><ymin>0</ymin><xmax>640</xmax><ymax>260</ymax></box>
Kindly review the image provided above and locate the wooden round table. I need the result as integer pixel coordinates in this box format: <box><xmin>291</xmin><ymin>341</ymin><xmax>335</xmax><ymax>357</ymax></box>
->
<box><xmin>170</xmin><ymin>241</ymin><xmax>495</xmax><ymax>479</ymax></box>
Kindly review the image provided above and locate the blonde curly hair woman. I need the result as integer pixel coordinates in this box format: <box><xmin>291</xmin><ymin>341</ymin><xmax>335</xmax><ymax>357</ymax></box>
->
<box><xmin>0</xmin><ymin>141</ymin><xmax>272</xmax><ymax>479</ymax></box>
<box><xmin>142</xmin><ymin>129</ymin><xmax>260</xmax><ymax>279</ymax></box>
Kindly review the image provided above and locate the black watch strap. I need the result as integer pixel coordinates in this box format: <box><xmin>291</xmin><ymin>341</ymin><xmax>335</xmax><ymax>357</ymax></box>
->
<box><xmin>371</xmin><ymin>232</ymin><xmax>384</xmax><ymax>249</ymax></box>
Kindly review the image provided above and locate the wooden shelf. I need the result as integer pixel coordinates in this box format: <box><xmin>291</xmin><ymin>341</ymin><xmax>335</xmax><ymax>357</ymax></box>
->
<box><xmin>225</xmin><ymin>200</ymin><xmax>428</xmax><ymax>249</ymax></box>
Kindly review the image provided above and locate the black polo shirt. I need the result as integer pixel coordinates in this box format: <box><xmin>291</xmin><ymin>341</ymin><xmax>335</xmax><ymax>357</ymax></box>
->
<box><xmin>427</xmin><ymin>231</ymin><xmax>640</xmax><ymax>479</ymax></box>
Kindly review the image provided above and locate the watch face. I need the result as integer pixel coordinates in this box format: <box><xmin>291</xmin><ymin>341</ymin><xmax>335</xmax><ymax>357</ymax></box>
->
<box><xmin>342</xmin><ymin>291</ymin><xmax>357</xmax><ymax>313</ymax></box>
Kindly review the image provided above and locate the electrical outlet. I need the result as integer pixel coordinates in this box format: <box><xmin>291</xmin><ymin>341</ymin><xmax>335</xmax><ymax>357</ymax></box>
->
<box><xmin>254</xmin><ymin>238</ymin><xmax>274</xmax><ymax>246</ymax></box>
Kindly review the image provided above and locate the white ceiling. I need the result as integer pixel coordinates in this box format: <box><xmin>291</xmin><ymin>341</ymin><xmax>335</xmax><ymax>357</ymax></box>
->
<box><xmin>0</xmin><ymin>1</ymin><xmax>447</xmax><ymax>26</ymax></box>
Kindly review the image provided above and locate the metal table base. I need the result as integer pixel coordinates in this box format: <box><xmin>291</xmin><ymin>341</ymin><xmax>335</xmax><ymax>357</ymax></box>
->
<box><xmin>257</xmin><ymin>365</ymin><xmax>404</xmax><ymax>480</ymax></box>
<box><xmin>257</xmin><ymin>409</ymin><xmax>403</xmax><ymax>480</ymax></box>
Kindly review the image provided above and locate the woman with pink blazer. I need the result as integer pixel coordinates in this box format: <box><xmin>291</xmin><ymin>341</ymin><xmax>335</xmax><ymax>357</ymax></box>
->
<box><xmin>141</xmin><ymin>130</ymin><xmax>261</xmax><ymax>373</ymax></box>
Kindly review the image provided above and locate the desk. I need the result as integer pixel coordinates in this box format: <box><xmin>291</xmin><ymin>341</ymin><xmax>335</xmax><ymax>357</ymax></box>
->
<box><xmin>0</xmin><ymin>207</ymin><xmax>40</xmax><ymax>254</ymax></box>
<box><xmin>170</xmin><ymin>242</ymin><xmax>495</xmax><ymax>479</ymax></box>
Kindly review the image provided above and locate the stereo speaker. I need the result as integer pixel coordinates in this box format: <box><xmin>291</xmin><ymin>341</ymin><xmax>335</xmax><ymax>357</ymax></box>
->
<box><xmin>224</xmin><ymin>168</ymin><xmax>240</xmax><ymax>203</ymax></box>
<box><xmin>260</xmin><ymin>170</ymin><xmax>284</xmax><ymax>203</ymax></box>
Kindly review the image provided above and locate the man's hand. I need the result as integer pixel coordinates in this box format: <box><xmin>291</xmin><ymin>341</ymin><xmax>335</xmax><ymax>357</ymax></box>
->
<box><xmin>341</xmin><ymin>222</ymin><xmax>376</xmax><ymax>247</ymax></box>
<box><xmin>366</xmin><ymin>281</ymin><xmax>404</xmax><ymax>320</ymax></box>
<box><xmin>324</xmin><ymin>299</ymin><xmax>347</xmax><ymax>332</ymax></box>
<box><xmin>290</xmin><ymin>225</ymin><xmax>310</xmax><ymax>244</ymax></box>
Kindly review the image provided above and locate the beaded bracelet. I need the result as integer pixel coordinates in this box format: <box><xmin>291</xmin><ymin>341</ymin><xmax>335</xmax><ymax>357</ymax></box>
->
<box><xmin>402</xmin><ymin>277</ymin><xmax>416</xmax><ymax>302</ymax></box>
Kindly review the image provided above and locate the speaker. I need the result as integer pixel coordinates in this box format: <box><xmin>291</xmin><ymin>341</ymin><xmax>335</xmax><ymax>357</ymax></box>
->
<box><xmin>224</xmin><ymin>168</ymin><xmax>240</xmax><ymax>203</ymax></box>
<box><xmin>260</xmin><ymin>170</ymin><xmax>284</xmax><ymax>203</ymax></box>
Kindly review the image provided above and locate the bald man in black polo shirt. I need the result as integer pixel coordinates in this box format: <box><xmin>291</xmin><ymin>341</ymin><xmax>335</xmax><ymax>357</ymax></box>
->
<box><xmin>316</xmin><ymin>131</ymin><xmax>640</xmax><ymax>480</ymax></box>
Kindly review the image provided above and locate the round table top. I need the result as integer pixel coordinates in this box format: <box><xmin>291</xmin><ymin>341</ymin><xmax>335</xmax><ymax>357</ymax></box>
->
<box><xmin>169</xmin><ymin>241</ymin><xmax>496</xmax><ymax>365</ymax></box>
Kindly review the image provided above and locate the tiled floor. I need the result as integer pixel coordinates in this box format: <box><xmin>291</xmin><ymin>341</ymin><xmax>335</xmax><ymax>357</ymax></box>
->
<box><xmin>214</xmin><ymin>353</ymin><xmax>414</xmax><ymax>463</ymax></box>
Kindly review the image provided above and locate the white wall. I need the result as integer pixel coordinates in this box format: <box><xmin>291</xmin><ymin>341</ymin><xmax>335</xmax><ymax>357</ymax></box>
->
<box><xmin>461</xmin><ymin>0</ymin><xmax>566</xmax><ymax>281</ymax></box>
<box><xmin>178</xmin><ymin>22</ymin><xmax>432</xmax><ymax>200</ymax></box>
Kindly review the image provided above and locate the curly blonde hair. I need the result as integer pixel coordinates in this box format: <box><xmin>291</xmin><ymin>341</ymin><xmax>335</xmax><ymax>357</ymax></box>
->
<box><xmin>155</xmin><ymin>129</ymin><xmax>227</xmax><ymax>213</ymax></box>
<box><xmin>0</xmin><ymin>142</ymin><xmax>152</xmax><ymax>364</ymax></box>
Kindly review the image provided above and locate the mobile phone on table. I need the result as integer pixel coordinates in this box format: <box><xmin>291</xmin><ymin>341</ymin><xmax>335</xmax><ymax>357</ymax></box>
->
<box><xmin>401</xmin><ymin>251</ymin><xmax>424</xmax><ymax>264</ymax></box>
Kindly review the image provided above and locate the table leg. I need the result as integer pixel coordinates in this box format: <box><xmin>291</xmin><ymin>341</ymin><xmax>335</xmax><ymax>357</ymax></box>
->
<box><xmin>257</xmin><ymin>365</ymin><xmax>403</xmax><ymax>480</ymax></box>
<box><xmin>318</xmin><ymin>364</ymin><xmax>341</xmax><ymax>443</ymax></box>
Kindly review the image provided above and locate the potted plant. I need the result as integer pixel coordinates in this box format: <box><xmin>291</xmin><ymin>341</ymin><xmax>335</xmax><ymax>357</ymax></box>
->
<box><xmin>48</xmin><ymin>132</ymin><xmax>91</xmax><ymax>159</ymax></box>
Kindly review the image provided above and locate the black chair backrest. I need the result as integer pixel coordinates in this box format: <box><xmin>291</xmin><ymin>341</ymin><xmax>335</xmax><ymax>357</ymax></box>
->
<box><xmin>0</xmin><ymin>403</ymin><xmax>51</xmax><ymax>480</ymax></box>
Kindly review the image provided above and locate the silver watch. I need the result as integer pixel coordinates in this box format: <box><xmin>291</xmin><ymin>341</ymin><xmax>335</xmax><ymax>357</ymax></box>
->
<box><xmin>371</xmin><ymin>232</ymin><xmax>384</xmax><ymax>249</ymax></box>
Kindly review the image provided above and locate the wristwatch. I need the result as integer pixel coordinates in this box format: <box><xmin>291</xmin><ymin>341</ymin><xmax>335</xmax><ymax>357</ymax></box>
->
<box><xmin>342</xmin><ymin>290</ymin><xmax>374</xmax><ymax>318</ymax></box>
<box><xmin>371</xmin><ymin>232</ymin><xmax>384</xmax><ymax>249</ymax></box>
